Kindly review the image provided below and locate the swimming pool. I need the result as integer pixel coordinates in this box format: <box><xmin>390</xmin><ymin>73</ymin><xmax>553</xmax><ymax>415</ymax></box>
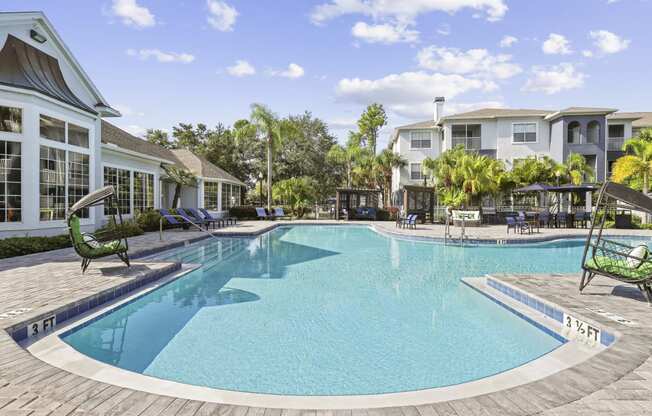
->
<box><xmin>60</xmin><ymin>226</ymin><xmax>629</xmax><ymax>396</ymax></box>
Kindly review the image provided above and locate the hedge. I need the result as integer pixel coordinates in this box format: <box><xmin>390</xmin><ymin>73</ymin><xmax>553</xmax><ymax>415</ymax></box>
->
<box><xmin>0</xmin><ymin>235</ymin><xmax>72</xmax><ymax>259</ymax></box>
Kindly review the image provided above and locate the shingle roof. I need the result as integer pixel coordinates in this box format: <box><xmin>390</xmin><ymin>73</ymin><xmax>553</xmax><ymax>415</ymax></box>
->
<box><xmin>170</xmin><ymin>149</ymin><xmax>246</xmax><ymax>186</ymax></box>
<box><xmin>101</xmin><ymin>121</ymin><xmax>179</xmax><ymax>164</ymax></box>
<box><xmin>101</xmin><ymin>121</ymin><xmax>246</xmax><ymax>186</ymax></box>
<box><xmin>610</xmin><ymin>112</ymin><xmax>652</xmax><ymax>128</ymax></box>
<box><xmin>439</xmin><ymin>108</ymin><xmax>554</xmax><ymax>121</ymax></box>
<box><xmin>395</xmin><ymin>120</ymin><xmax>438</xmax><ymax>130</ymax></box>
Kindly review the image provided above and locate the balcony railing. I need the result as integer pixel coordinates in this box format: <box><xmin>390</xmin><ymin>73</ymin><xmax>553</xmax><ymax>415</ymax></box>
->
<box><xmin>608</xmin><ymin>137</ymin><xmax>625</xmax><ymax>151</ymax></box>
<box><xmin>452</xmin><ymin>137</ymin><xmax>481</xmax><ymax>151</ymax></box>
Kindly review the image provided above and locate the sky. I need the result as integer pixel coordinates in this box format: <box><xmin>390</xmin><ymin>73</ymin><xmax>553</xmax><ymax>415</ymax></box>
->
<box><xmin>4</xmin><ymin>0</ymin><xmax>651</xmax><ymax>148</ymax></box>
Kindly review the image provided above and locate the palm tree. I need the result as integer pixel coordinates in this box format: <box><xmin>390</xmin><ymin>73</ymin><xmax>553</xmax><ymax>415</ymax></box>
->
<box><xmin>374</xmin><ymin>149</ymin><xmax>407</xmax><ymax>206</ymax></box>
<box><xmin>162</xmin><ymin>165</ymin><xmax>197</xmax><ymax>208</ymax></box>
<box><xmin>249</xmin><ymin>104</ymin><xmax>295</xmax><ymax>211</ymax></box>
<box><xmin>613</xmin><ymin>138</ymin><xmax>652</xmax><ymax>194</ymax></box>
<box><xmin>326</xmin><ymin>134</ymin><xmax>364</xmax><ymax>188</ymax></box>
<box><xmin>562</xmin><ymin>153</ymin><xmax>595</xmax><ymax>185</ymax></box>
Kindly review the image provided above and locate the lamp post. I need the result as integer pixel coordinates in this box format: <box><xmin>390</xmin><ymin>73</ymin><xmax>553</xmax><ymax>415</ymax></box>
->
<box><xmin>258</xmin><ymin>172</ymin><xmax>264</xmax><ymax>207</ymax></box>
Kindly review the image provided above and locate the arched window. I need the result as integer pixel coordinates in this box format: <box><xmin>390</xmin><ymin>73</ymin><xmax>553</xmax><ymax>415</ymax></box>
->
<box><xmin>568</xmin><ymin>121</ymin><xmax>581</xmax><ymax>144</ymax></box>
<box><xmin>587</xmin><ymin>121</ymin><xmax>600</xmax><ymax>144</ymax></box>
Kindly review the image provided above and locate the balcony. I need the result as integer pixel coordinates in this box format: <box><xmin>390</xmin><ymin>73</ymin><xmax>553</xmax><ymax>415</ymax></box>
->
<box><xmin>608</xmin><ymin>137</ymin><xmax>625</xmax><ymax>151</ymax></box>
<box><xmin>452</xmin><ymin>137</ymin><xmax>481</xmax><ymax>151</ymax></box>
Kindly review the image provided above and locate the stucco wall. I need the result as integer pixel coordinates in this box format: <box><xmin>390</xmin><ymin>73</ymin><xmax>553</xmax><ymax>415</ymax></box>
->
<box><xmin>495</xmin><ymin>117</ymin><xmax>550</xmax><ymax>169</ymax></box>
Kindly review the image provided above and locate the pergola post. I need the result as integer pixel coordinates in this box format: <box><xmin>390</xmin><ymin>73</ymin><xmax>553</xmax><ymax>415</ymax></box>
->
<box><xmin>335</xmin><ymin>189</ymin><xmax>340</xmax><ymax>220</ymax></box>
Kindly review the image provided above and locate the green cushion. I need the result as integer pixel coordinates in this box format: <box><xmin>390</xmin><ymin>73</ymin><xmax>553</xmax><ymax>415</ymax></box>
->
<box><xmin>69</xmin><ymin>215</ymin><xmax>127</xmax><ymax>259</ymax></box>
<box><xmin>585</xmin><ymin>255</ymin><xmax>652</xmax><ymax>280</ymax></box>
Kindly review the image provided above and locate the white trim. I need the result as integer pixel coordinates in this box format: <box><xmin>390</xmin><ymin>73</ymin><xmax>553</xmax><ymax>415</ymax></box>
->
<box><xmin>0</xmin><ymin>84</ymin><xmax>98</xmax><ymax>118</ymax></box>
<box><xmin>511</xmin><ymin>121</ymin><xmax>538</xmax><ymax>144</ymax></box>
<box><xmin>102</xmin><ymin>162</ymin><xmax>158</xmax><ymax>218</ymax></box>
<box><xmin>408</xmin><ymin>130</ymin><xmax>433</xmax><ymax>150</ymax></box>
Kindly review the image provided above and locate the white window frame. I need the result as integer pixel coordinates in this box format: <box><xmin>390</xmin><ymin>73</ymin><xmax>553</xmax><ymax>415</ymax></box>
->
<box><xmin>101</xmin><ymin>162</ymin><xmax>158</xmax><ymax>218</ymax></box>
<box><xmin>0</xmin><ymin>101</ymin><xmax>24</xmax><ymax>225</ymax></box>
<box><xmin>607</xmin><ymin>124</ymin><xmax>625</xmax><ymax>139</ymax></box>
<box><xmin>451</xmin><ymin>124</ymin><xmax>482</xmax><ymax>150</ymax></box>
<box><xmin>511</xmin><ymin>122</ymin><xmax>538</xmax><ymax>144</ymax></box>
<box><xmin>409</xmin><ymin>162</ymin><xmax>424</xmax><ymax>181</ymax></box>
<box><xmin>409</xmin><ymin>130</ymin><xmax>433</xmax><ymax>150</ymax></box>
<box><xmin>38</xmin><ymin>110</ymin><xmax>94</xmax><ymax>223</ymax></box>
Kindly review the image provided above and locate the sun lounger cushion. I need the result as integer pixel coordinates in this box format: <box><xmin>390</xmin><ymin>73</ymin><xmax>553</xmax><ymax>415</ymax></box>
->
<box><xmin>585</xmin><ymin>255</ymin><xmax>652</xmax><ymax>280</ymax></box>
<box><xmin>69</xmin><ymin>216</ymin><xmax>127</xmax><ymax>259</ymax></box>
<box><xmin>626</xmin><ymin>245</ymin><xmax>650</xmax><ymax>268</ymax></box>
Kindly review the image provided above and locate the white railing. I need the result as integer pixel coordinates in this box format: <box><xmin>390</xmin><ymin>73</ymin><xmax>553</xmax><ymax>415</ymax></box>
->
<box><xmin>452</xmin><ymin>137</ymin><xmax>481</xmax><ymax>151</ymax></box>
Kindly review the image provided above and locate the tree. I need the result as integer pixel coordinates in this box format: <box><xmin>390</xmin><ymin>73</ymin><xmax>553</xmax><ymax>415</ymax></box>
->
<box><xmin>249</xmin><ymin>104</ymin><xmax>296</xmax><ymax>211</ymax></box>
<box><xmin>172</xmin><ymin>123</ymin><xmax>209</xmax><ymax>153</ymax></box>
<box><xmin>145</xmin><ymin>129</ymin><xmax>174</xmax><ymax>149</ymax></box>
<box><xmin>562</xmin><ymin>153</ymin><xmax>594</xmax><ymax>185</ymax></box>
<box><xmin>202</xmin><ymin>122</ymin><xmax>262</xmax><ymax>187</ymax></box>
<box><xmin>272</xmin><ymin>177</ymin><xmax>317</xmax><ymax>218</ymax></box>
<box><xmin>357</xmin><ymin>103</ymin><xmax>387</xmax><ymax>155</ymax></box>
<box><xmin>162</xmin><ymin>165</ymin><xmax>197</xmax><ymax>208</ymax></box>
<box><xmin>374</xmin><ymin>149</ymin><xmax>407</xmax><ymax>206</ymax></box>
<box><xmin>634</xmin><ymin>128</ymin><xmax>652</xmax><ymax>143</ymax></box>
<box><xmin>508</xmin><ymin>156</ymin><xmax>560</xmax><ymax>187</ymax></box>
<box><xmin>327</xmin><ymin>134</ymin><xmax>363</xmax><ymax>188</ymax></box>
<box><xmin>612</xmin><ymin>138</ymin><xmax>652</xmax><ymax>193</ymax></box>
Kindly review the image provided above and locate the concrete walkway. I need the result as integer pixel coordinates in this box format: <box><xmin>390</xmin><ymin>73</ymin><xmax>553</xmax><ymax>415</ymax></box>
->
<box><xmin>1</xmin><ymin>221</ymin><xmax>652</xmax><ymax>414</ymax></box>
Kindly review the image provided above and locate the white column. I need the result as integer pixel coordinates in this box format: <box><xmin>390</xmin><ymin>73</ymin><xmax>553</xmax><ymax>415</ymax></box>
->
<box><xmin>217</xmin><ymin>181</ymin><xmax>223</xmax><ymax>212</ymax></box>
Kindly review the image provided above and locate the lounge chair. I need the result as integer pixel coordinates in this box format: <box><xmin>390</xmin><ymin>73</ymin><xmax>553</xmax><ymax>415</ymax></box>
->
<box><xmin>160</xmin><ymin>209</ymin><xmax>193</xmax><ymax>230</ymax></box>
<box><xmin>187</xmin><ymin>208</ymin><xmax>218</xmax><ymax>229</ymax></box>
<box><xmin>198</xmin><ymin>208</ymin><xmax>226</xmax><ymax>228</ymax></box>
<box><xmin>176</xmin><ymin>208</ymin><xmax>208</xmax><ymax>228</ymax></box>
<box><xmin>256</xmin><ymin>207</ymin><xmax>275</xmax><ymax>220</ymax></box>
<box><xmin>68</xmin><ymin>215</ymin><xmax>129</xmax><ymax>273</ymax></box>
<box><xmin>273</xmin><ymin>207</ymin><xmax>291</xmax><ymax>219</ymax></box>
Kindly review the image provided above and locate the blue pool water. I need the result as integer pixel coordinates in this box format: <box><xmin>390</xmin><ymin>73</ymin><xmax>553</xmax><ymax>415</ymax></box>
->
<box><xmin>61</xmin><ymin>226</ymin><xmax>637</xmax><ymax>395</ymax></box>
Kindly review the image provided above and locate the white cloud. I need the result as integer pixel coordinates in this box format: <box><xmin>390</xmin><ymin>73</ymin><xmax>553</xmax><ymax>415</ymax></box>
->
<box><xmin>269</xmin><ymin>63</ymin><xmax>305</xmax><ymax>79</ymax></box>
<box><xmin>542</xmin><ymin>33</ymin><xmax>572</xmax><ymax>55</ymax></box>
<box><xmin>582</xmin><ymin>50</ymin><xmax>594</xmax><ymax>58</ymax></box>
<box><xmin>226</xmin><ymin>60</ymin><xmax>256</xmax><ymax>77</ymax></box>
<box><xmin>126</xmin><ymin>49</ymin><xmax>195</xmax><ymax>64</ymax></box>
<box><xmin>522</xmin><ymin>63</ymin><xmax>585</xmax><ymax>95</ymax></box>
<box><xmin>207</xmin><ymin>0</ymin><xmax>238</xmax><ymax>31</ymax></box>
<box><xmin>417</xmin><ymin>46</ymin><xmax>522</xmax><ymax>79</ymax></box>
<box><xmin>499</xmin><ymin>35</ymin><xmax>518</xmax><ymax>48</ymax></box>
<box><xmin>328</xmin><ymin>117</ymin><xmax>359</xmax><ymax>130</ymax></box>
<box><xmin>336</xmin><ymin>71</ymin><xmax>497</xmax><ymax>118</ymax></box>
<box><xmin>589</xmin><ymin>30</ymin><xmax>630</xmax><ymax>54</ymax></box>
<box><xmin>311</xmin><ymin>0</ymin><xmax>508</xmax><ymax>25</ymax></box>
<box><xmin>114</xmin><ymin>104</ymin><xmax>144</xmax><ymax>117</ymax></box>
<box><xmin>111</xmin><ymin>0</ymin><xmax>155</xmax><ymax>27</ymax></box>
<box><xmin>124</xmin><ymin>124</ymin><xmax>147</xmax><ymax>137</ymax></box>
<box><xmin>351</xmin><ymin>21</ymin><xmax>419</xmax><ymax>44</ymax></box>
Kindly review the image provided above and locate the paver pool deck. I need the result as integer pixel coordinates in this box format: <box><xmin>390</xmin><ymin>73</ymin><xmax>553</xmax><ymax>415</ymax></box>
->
<box><xmin>1</xmin><ymin>220</ymin><xmax>652</xmax><ymax>415</ymax></box>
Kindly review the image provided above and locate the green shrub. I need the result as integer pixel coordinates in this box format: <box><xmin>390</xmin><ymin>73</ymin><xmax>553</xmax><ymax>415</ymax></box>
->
<box><xmin>0</xmin><ymin>235</ymin><xmax>72</xmax><ymax>259</ymax></box>
<box><xmin>136</xmin><ymin>210</ymin><xmax>165</xmax><ymax>232</ymax></box>
<box><xmin>96</xmin><ymin>219</ymin><xmax>144</xmax><ymax>241</ymax></box>
<box><xmin>376</xmin><ymin>209</ymin><xmax>390</xmax><ymax>221</ymax></box>
<box><xmin>229</xmin><ymin>206</ymin><xmax>258</xmax><ymax>219</ymax></box>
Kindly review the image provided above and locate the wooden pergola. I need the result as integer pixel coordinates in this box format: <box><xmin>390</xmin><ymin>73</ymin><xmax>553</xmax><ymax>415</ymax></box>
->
<box><xmin>401</xmin><ymin>185</ymin><xmax>436</xmax><ymax>223</ymax></box>
<box><xmin>335</xmin><ymin>188</ymin><xmax>381</xmax><ymax>220</ymax></box>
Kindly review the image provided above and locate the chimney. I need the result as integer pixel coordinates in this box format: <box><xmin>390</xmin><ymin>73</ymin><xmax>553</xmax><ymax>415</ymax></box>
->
<box><xmin>434</xmin><ymin>97</ymin><xmax>445</xmax><ymax>123</ymax></box>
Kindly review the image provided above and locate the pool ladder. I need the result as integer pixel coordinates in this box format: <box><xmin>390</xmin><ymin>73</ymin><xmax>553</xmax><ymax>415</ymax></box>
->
<box><xmin>444</xmin><ymin>216</ymin><xmax>470</xmax><ymax>246</ymax></box>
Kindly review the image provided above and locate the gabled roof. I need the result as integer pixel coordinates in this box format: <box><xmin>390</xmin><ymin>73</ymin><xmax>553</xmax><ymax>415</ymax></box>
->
<box><xmin>170</xmin><ymin>149</ymin><xmax>246</xmax><ymax>186</ymax></box>
<box><xmin>101</xmin><ymin>122</ymin><xmax>247</xmax><ymax>186</ymax></box>
<box><xmin>610</xmin><ymin>112</ymin><xmax>652</xmax><ymax>128</ymax></box>
<box><xmin>395</xmin><ymin>120</ymin><xmax>438</xmax><ymax>130</ymax></box>
<box><xmin>439</xmin><ymin>108</ymin><xmax>554</xmax><ymax>122</ymax></box>
<box><xmin>0</xmin><ymin>35</ymin><xmax>96</xmax><ymax>114</ymax></box>
<box><xmin>0</xmin><ymin>11</ymin><xmax>119</xmax><ymax>116</ymax></box>
<box><xmin>545</xmin><ymin>107</ymin><xmax>618</xmax><ymax>121</ymax></box>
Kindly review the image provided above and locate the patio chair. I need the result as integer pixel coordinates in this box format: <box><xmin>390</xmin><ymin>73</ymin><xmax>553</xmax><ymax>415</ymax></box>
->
<box><xmin>575</xmin><ymin>211</ymin><xmax>591</xmax><ymax>228</ymax></box>
<box><xmin>187</xmin><ymin>208</ymin><xmax>218</xmax><ymax>229</ymax></box>
<box><xmin>580</xmin><ymin>182</ymin><xmax>652</xmax><ymax>303</ymax></box>
<box><xmin>506</xmin><ymin>216</ymin><xmax>529</xmax><ymax>234</ymax></box>
<box><xmin>399</xmin><ymin>214</ymin><xmax>417</xmax><ymax>229</ymax></box>
<box><xmin>273</xmin><ymin>207</ymin><xmax>291</xmax><ymax>220</ymax></box>
<box><xmin>198</xmin><ymin>208</ymin><xmax>226</xmax><ymax>228</ymax></box>
<box><xmin>539</xmin><ymin>211</ymin><xmax>551</xmax><ymax>228</ymax></box>
<box><xmin>557</xmin><ymin>212</ymin><xmax>570</xmax><ymax>228</ymax></box>
<box><xmin>176</xmin><ymin>208</ymin><xmax>208</xmax><ymax>229</ymax></box>
<box><xmin>66</xmin><ymin>186</ymin><xmax>133</xmax><ymax>273</ymax></box>
<box><xmin>256</xmin><ymin>207</ymin><xmax>275</xmax><ymax>220</ymax></box>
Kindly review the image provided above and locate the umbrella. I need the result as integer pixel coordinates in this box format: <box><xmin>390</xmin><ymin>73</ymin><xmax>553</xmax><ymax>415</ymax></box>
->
<box><xmin>513</xmin><ymin>183</ymin><xmax>552</xmax><ymax>193</ymax></box>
